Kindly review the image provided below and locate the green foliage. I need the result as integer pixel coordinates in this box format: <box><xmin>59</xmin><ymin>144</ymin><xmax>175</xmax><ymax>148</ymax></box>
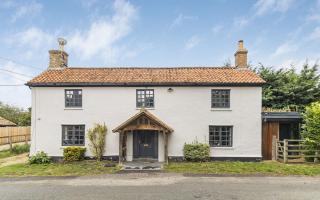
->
<box><xmin>302</xmin><ymin>102</ymin><xmax>320</xmax><ymax>148</ymax></box>
<box><xmin>183</xmin><ymin>142</ymin><xmax>210</xmax><ymax>162</ymax></box>
<box><xmin>63</xmin><ymin>147</ymin><xmax>86</xmax><ymax>162</ymax></box>
<box><xmin>88</xmin><ymin>123</ymin><xmax>107</xmax><ymax>161</ymax></box>
<box><xmin>11</xmin><ymin>144</ymin><xmax>30</xmax><ymax>154</ymax></box>
<box><xmin>28</xmin><ymin>151</ymin><xmax>51</xmax><ymax>164</ymax></box>
<box><xmin>0</xmin><ymin>102</ymin><xmax>31</xmax><ymax>126</ymax></box>
<box><xmin>254</xmin><ymin>63</ymin><xmax>320</xmax><ymax>111</ymax></box>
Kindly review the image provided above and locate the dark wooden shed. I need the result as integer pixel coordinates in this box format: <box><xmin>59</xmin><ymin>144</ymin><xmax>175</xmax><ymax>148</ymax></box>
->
<box><xmin>262</xmin><ymin>112</ymin><xmax>302</xmax><ymax>160</ymax></box>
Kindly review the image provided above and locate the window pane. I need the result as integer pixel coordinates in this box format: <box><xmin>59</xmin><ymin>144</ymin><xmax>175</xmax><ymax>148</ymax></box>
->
<box><xmin>209</xmin><ymin>126</ymin><xmax>232</xmax><ymax>147</ymax></box>
<box><xmin>62</xmin><ymin>125</ymin><xmax>85</xmax><ymax>146</ymax></box>
<box><xmin>136</xmin><ymin>89</ymin><xmax>154</xmax><ymax>108</ymax></box>
<box><xmin>65</xmin><ymin>89</ymin><xmax>82</xmax><ymax>107</ymax></box>
<box><xmin>211</xmin><ymin>90</ymin><xmax>230</xmax><ymax>108</ymax></box>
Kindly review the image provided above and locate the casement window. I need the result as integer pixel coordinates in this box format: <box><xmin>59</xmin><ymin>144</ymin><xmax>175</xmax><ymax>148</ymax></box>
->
<box><xmin>136</xmin><ymin>89</ymin><xmax>154</xmax><ymax>108</ymax></box>
<box><xmin>62</xmin><ymin>125</ymin><xmax>85</xmax><ymax>146</ymax></box>
<box><xmin>209</xmin><ymin>126</ymin><xmax>233</xmax><ymax>147</ymax></box>
<box><xmin>65</xmin><ymin>89</ymin><xmax>82</xmax><ymax>107</ymax></box>
<box><xmin>211</xmin><ymin>89</ymin><xmax>230</xmax><ymax>108</ymax></box>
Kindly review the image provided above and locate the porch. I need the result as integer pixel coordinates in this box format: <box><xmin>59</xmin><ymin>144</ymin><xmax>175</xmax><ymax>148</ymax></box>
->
<box><xmin>112</xmin><ymin>109</ymin><xmax>173</xmax><ymax>164</ymax></box>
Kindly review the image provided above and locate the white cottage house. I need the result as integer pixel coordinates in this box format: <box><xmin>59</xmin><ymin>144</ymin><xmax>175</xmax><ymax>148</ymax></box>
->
<box><xmin>26</xmin><ymin>40</ymin><xmax>265</xmax><ymax>162</ymax></box>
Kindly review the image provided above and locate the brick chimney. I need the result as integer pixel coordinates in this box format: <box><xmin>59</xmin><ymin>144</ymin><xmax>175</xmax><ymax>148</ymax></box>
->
<box><xmin>48</xmin><ymin>38</ymin><xmax>68</xmax><ymax>69</ymax></box>
<box><xmin>234</xmin><ymin>40</ymin><xmax>248</xmax><ymax>68</ymax></box>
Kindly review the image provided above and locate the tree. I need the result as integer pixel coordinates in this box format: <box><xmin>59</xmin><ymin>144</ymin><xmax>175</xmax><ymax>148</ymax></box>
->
<box><xmin>254</xmin><ymin>62</ymin><xmax>320</xmax><ymax>111</ymax></box>
<box><xmin>87</xmin><ymin>123</ymin><xmax>107</xmax><ymax>161</ymax></box>
<box><xmin>0</xmin><ymin>102</ymin><xmax>31</xmax><ymax>126</ymax></box>
<box><xmin>301</xmin><ymin>101</ymin><xmax>320</xmax><ymax>149</ymax></box>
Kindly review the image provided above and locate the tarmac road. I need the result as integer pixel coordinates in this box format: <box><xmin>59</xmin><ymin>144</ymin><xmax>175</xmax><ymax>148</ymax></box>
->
<box><xmin>0</xmin><ymin>173</ymin><xmax>319</xmax><ymax>200</ymax></box>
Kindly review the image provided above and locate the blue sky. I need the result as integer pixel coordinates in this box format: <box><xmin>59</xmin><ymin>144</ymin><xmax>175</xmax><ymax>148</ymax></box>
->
<box><xmin>0</xmin><ymin>0</ymin><xmax>320</xmax><ymax>108</ymax></box>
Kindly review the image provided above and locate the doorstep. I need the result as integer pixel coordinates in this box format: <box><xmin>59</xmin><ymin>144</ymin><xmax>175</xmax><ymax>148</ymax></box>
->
<box><xmin>122</xmin><ymin>160</ymin><xmax>163</xmax><ymax>171</ymax></box>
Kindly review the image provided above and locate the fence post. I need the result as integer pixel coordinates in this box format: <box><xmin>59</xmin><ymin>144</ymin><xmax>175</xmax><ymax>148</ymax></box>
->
<box><xmin>315</xmin><ymin>151</ymin><xmax>319</xmax><ymax>163</ymax></box>
<box><xmin>272</xmin><ymin>136</ymin><xmax>277</xmax><ymax>161</ymax></box>
<box><xmin>283</xmin><ymin>139</ymin><xmax>288</xmax><ymax>164</ymax></box>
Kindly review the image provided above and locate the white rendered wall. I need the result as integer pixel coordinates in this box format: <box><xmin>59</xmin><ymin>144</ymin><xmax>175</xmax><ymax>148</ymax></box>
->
<box><xmin>30</xmin><ymin>86</ymin><xmax>262</xmax><ymax>160</ymax></box>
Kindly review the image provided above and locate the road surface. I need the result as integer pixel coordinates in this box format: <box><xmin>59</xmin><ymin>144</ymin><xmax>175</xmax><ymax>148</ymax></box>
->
<box><xmin>0</xmin><ymin>173</ymin><xmax>319</xmax><ymax>200</ymax></box>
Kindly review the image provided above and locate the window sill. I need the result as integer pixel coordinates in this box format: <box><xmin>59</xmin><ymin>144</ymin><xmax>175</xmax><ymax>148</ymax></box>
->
<box><xmin>211</xmin><ymin>108</ymin><xmax>232</xmax><ymax>111</ymax></box>
<box><xmin>136</xmin><ymin>108</ymin><xmax>155</xmax><ymax>110</ymax></box>
<box><xmin>211</xmin><ymin>147</ymin><xmax>234</xmax><ymax>150</ymax></box>
<box><xmin>64</xmin><ymin>108</ymin><xmax>83</xmax><ymax>110</ymax></box>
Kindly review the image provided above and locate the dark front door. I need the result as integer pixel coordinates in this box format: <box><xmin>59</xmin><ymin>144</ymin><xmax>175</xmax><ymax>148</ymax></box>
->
<box><xmin>133</xmin><ymin>130</ymin><xmax>158</xmax><ymax>159</ymax></box>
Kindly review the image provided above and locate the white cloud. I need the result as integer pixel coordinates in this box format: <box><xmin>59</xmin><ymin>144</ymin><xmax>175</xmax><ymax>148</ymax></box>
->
<box><xmin>184</xmin><ymin>35</ymin><xmax>201</xmax><ymax>50</ymax></box>
<box><xmin>8</xmin><ymin>27</ymin><xmax>56</xmax><ymax>59</ymax></box>
<box><xmin>254</xmin><ymin>0</ymin><xmax>294</xmax><ymax>16</ymax></box>
<box><xmin>11</xmin><ymin>1</ymin><xmax>42</xmax><ymax>22</ymax></box>
<box><xmin>309</xmin><ymin>27</ymin><xmax>320</xmax><ymax>41</ymax></box>
<box><xmin>170</xmin><ymin>14</ymin><xmax>197</xmax><ymax>28</ymax></box>
<box><xmin>0</xmin><ymin>0</ymin><xmax>43</xmax><ymax>22</ymax></box>
<box><xmin>233</xmin><ymin>17</ymin><xmax>250</xmax><ymax>29</ymax></box>
<box><xmin>68</xmin><ymin>0</ymin><xmax>137</xmax><ymax>61</ymax></box>
<box><xmin>272</xmin><ymin>42</ymin><xmax>298</xmax><ymax>57</ymax></box>
<box><xmin>211</xmin><ymin>24</ymin><xmax>223</xmax><ymax>34</ymax></box>
<box><xmin>0</xmin><ymin>61</ymin><xmax>32</xmax><ymax>108</ymax></box>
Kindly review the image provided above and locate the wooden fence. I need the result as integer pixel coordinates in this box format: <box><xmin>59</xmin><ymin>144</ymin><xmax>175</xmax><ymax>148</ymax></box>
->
<box><xmin>0</xmin><ymin>126</ymin><xmax>31</xmax><ymax>148</ymax></box>
<box><xmin>273</xmin><ymin>137</ymin><xmax>320</xmax><ymax>163</ymax></box>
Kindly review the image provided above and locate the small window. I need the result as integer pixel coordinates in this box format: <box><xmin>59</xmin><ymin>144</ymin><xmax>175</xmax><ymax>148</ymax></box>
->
<box><xmin>211</xmin><ymin>89</ymin><xmax>230</xmax><ymax>108</ymax></box>
<box><xmin>209</xmin><ymin>126</ymin><xmax>233</xmax><ymax>147</ymax></box>
<box><xmin>65</xmin><ymin>89</ymin><xmax>82</xmax><ymax>107</ymax></box>
<box><xmin>62</xmin><ymin>125</ymin><xmax>85</xmax><ymax>146</ymax></box>
<box><xmin>136</xmin><ymin>89</ymin><xmax>154</xmax><ymax>108</ymax></box>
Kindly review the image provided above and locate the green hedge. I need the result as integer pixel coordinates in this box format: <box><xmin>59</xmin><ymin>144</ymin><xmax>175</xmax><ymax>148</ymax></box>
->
<box><xmin>63</xmin><ymin>147</ymin><xmax>86</xmax><ymax>162</ymax></box>
<box><xmin>183</xmin><ymin>142</ymin><xmax>210</xmax><ymax>162</ymax></box>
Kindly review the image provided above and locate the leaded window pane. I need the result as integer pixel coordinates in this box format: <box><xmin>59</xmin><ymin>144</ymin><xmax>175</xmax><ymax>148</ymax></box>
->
<box><xmin>211</xmin><ymin>90</ymin><xmax>230</xmax><ymax>108</ymax></box>
<box><xmin>209</xmin><ymin>126</ymin><xmax>233</xmax><ymax>147</ymax></box>
<box><xmin>136</xmin><ymin>89</ymin><xmax>154</xmax><ymax>108</ymax></box>
<box><xmin>62</xmin><ymin>125</ymin><xmax>85</xmax><ymax>146</ymax></box>
<box><xmin>65</xmin><ymin>89</ymin><xmax>82</xmax><ymax>107</ymax></box>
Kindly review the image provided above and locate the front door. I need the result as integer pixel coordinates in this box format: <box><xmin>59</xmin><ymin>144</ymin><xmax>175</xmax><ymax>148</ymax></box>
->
<box><xmin>133</xmin><ymin>130</ymin><xmax>158</xmax><ymax>159</ymax></box>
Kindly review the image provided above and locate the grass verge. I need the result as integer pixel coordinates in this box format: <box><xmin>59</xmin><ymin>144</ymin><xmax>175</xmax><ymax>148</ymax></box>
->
<box><xmin>165</xmin><ymin>161</ymin><xmax>320</xmax><ymax>176</ymax></box>
<box><xmin>0</xmin><ymin>150</ymin><xmax>16</xmax><ymax>159</ymax></box>
<box><xmin>0</xmin><ymin>144</ymin><xmax>30</xmax><ymax>159</ymax></box>
<box><xmin>0</xmin><ymin>160</ymin><xmax>120</xmax><ymax>177</ymax></box>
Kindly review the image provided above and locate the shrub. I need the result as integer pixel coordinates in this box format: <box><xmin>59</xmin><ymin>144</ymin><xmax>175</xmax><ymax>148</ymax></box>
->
<box><xmin>29</xmin><ymin>151</ymin><xmax>51</xmax><ymax>164</ymax></box>
<box><xmin>183</xmin><ymin>142</ymin><xmax>210</xmax><ymax>162</ymax></box>
<box><xmin>88</xmin><ymin>123</ymin><xmax>107</xmax><ymax>161</ymax></box>
<box><xmin>11</xmin><ymin>144</ymin><xmax>30</xmax><ymax>154</ymax></box>
<box><xmin>63</xmin><ymin>147</ymin><xmax>86</xmax><ymax>162</ymax></box>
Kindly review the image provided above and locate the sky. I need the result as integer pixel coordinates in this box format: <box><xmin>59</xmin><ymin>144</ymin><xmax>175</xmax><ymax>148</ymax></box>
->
<box><xmin>0</xmin><ymin>0</ymin><xmax>320</xmax><ymax>109</ymax></box>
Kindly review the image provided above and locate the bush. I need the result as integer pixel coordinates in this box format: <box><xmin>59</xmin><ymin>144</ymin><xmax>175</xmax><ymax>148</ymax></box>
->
<box><xmin>29</xmin><ymin>151</ymin><xmax>51</xmax><ymax>164</ymax></box>
<box><xmin>88</xmin><ymin>123</ymin><xmax>107</xmax><ymax>161</ymax></box>
<box><xmin>11</xmin><ymin>144</ymin><xmax>30</xmax><ymax>154</ymax></box>
<box><xmin>183</xmin><ymin>142</ymin><xmax>210</xmax><ymax>162</ymax></box>
<box><xmin>63</xmin><ymin>147</ymin><xmax>86</xmax><ymax>162</ymax></box>
<box><xmin>301</xmin><ymin>102</ymin><xmax>320</xmax><ymax>162</ymax></box>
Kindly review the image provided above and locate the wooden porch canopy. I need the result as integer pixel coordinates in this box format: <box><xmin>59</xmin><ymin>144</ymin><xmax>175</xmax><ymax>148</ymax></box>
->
<box><xmin>112</xmin><ymin>109</ymin><xmax>173</xmax><ymax>164</ymax></box>
<box><xmin>112</xmin><ymin>109</ymin><xmax>173</xmax><ymax>133</ymax></box>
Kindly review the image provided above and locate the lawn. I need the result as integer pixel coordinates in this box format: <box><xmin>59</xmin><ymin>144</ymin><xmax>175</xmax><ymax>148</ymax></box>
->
<box><xmin>0</xmin><ymin>150</ymin><xmax>15</xmax><ymax>159</ymax></box>
<box><xmin>0</xmin><ymin>160</ymin><xmax>120</xmax><ymax>177</ymax></box>
<box><xmin>165</xmin><ymin>161</ymin><xmax>320</xmax><ymax>176</ymax></box>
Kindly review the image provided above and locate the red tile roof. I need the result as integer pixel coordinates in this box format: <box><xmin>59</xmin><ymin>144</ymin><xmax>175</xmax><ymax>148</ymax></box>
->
<box><xmin>26</xmin><ymin>67</ymin><xmax>265</xmax><ymax>86</ymax></box>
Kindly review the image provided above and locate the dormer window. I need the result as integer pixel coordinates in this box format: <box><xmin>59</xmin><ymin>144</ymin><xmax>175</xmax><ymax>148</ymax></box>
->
<box><xmin>65</xmin><ymin>89</ymin><xmax>82</xmax><ymax>108</ymax></box>
<box><xmin>136</xmin><ymin>89</ymin><xmax>154</xmax><ymax>108</ymax></box>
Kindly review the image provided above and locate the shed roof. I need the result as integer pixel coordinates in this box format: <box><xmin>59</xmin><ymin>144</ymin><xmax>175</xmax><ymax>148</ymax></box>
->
<box><xmin>0</xmin><ymin>116</ymin><xmax>16</xmax><ymax>126</ymax></box>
